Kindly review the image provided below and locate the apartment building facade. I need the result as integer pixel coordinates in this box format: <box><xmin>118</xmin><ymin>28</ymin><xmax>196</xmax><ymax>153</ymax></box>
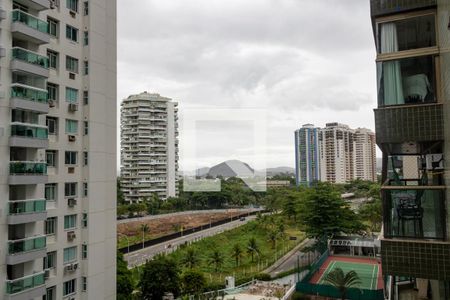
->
<box><xmin>370</xmin><ymin>0</ymin><xmax>450</xmax><ymax>298</ymax></box>
<box><xmin>294</xmin><ymin>124</ymin><xmax>321</xmax><ymax>186</ymax></box>
<box><xmin>353</xmin><ymin>128</ymin><xmax>377</xmax><ymax>182</ymax></box>
<box><xmin>120</xmin><ymin>92</ymin><xmax>178</xmax><ymax>203</ymax></box>
<box><xmin>0</xmin><ymin>0</ymin><xmax>117</xmax><ymax>299</ymax></box>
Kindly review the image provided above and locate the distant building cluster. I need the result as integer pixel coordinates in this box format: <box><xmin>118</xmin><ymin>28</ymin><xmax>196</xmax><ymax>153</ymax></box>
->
<box><xmin>120</xmin><ymin>92</ymin><xmax>179</xmax><ymax>203</ymax></box>
<box><xmin>294</xmin><ymin>123</ymin><xmax>376</xmax><ymax>186</ymax></box>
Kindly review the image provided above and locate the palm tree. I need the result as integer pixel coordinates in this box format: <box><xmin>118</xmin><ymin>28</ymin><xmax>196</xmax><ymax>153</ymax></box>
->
<box><xmin>247</xmin><ymin>237</ymin><xmax>260</xmax><ymax>262</ymax></box>
<box><xmin>267</xmin><ymin>230</ymin><xmax>278</xmax><ymax>249</ymax></box>
<box><xmin>182</xmin><ymin>248</ymin><xmax>200</xmax><ymax>269</ymax></box>
<box><xmin>231</xmin><ymin>244</ymin><xmax>243</xmax><ymax>267</ymax></box>
<box><xmin>323</xmin><ymin>267</ymin><xmax>361</xmax><ymax>300</ymax></box>
<box><xmin>140</xmin><ymin>223</ymin><xmax>149</xmax><ymax>249</ymax></box>
<box><xmin>208</xmin><ymin>249</ymin><xmax>224</xmax><ymax>272</ymax></box>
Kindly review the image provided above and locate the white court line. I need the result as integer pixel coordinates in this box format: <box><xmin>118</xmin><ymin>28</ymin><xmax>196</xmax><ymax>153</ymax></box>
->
<box><xmin>317</xmin><ymin>260</ymin><xmax>336</xmax><ymax>284</ymax></box>
<box><xmin>370</xmin><ymin>264</ymin><xmax>377</xmax><ymax>290</ymax></box>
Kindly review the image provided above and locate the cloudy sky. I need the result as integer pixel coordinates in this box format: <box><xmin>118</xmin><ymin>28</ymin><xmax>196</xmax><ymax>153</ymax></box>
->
<box><xmin>117</xmin><ymin>0</ymin><xmax>377</xmax><ymax>170</ymax></box>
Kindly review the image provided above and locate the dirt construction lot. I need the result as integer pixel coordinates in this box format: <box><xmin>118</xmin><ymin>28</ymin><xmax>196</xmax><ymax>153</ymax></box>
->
<box><xmin>117</xmin><ymin>210</ymin><xmax>252</xmax><ymax>240</ymax></box>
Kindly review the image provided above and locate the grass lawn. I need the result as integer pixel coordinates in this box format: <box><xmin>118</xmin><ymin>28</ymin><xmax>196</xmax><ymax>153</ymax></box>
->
<box><xmin>163</xmin><ymin>216</ymin><xmax>304</xmax><ymax>285</ymax></box>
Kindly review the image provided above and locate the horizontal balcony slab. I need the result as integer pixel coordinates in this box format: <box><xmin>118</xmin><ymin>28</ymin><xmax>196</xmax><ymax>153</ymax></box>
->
<box><xmin>11</xmin><ymin>60</ymin><xmax>49</xmax><ymax>78</ymax></box>
<box><xmin>9</xmin><ymin>136</ymin><xmax>48</xmax><ymax>149</ymax></box>
<box><xmin>5</xmin><ymin>284</ymin><xmax>46</xmax><ymax>300</ymax></box>
<box><xmin>13</xmin><ymin>0</ymin><xmax>50</xmax><ymax>10</ymax></box>
<box><xmin>11</xmin><ymin>22</ymin><xmax>50</xmax><ymax>45</ymax></box>
<box><xmin>8</xmin><ymin>175</ymin><xmax>48</xmax><ymax>185</ymax></box>
<box><xmin>10</xmin><ymin>97</ymin><xmax>49</xmax><ymax>114</ymax></box>
<box><xmin>370</xmin><ymin>0</ymin><xmax>436</xmax><ymax>17</ymax></box>
<box><xmin>6</xmin><ymin>248</ymin><xmax>46</xmax><ymax>265</ymax></box>
<box><xmin>7</xmin><ymin>211</ymin><xmax>47</xmax><ymax>225</ymax></box>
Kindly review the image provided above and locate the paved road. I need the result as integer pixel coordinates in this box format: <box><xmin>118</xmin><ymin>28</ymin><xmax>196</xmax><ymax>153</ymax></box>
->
<box><xmin>268</xmin><ymin>238</ymin><xmax>317</xmax><ymax>277</ymax></box>
<box><xmin>125</xmin><ymin>215</ymin><xmax>257</xmax><ymax>268</ymax></box>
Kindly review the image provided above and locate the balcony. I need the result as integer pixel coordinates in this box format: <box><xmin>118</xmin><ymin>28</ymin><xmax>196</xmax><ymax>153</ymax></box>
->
<box><xmin>10</xmin><ymin>84</ymin><xmax>49</xmax><ymax>114</ymax></box>
<box><xmin>9</xmin><ymin>161</ymin><xmax>48</xmax><ymax>185</ymax></box>
<box><xmin>10</xmin><ymin>123</ymin><xmax>49</xmax><ymax>148</ymax></box>
<box><xmin>7</xmin><ymin>199</ymin><xmax>46</xmax><ymax>225</ymax></box>
<box><xmin>382</xmin><ymin>185</ymin><xmax>445</xmax><ymax>240</ymax></box>
<box><xmin>11</xmin><ymin>47</ymin><xmax>50</xmax><ymax>78</ymax></box>
<box><xmin>13</xmin><ymin>0</ymin><xmax>50</xmax><ymax>11</ymax></box>
<box><xmin>370</xmin><ymin>0</ymin><xmax>436</xmax><ymax>17</ymax></box>
<box><xmin>5</xmin><ymin>272</ymin><xmax>46</xmax><ymax>300</ymax></box>
<box><xmin>6</xmin><ymin>235</ymin><xmax>46</xmax><ymax>265</ymax></box>
<box><xmin>11</xmin><ymin>10</ymin><xmax>50</xmax><ymax>45</ymax></box>
<box><xmin>374</xmin><ymin>103</ymin><xmax>443</xmax><ymax>145</ymax></box>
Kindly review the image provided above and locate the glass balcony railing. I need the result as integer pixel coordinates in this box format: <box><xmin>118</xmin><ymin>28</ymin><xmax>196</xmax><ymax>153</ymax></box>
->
<box><xmin>8</xmin><ymin>236</ymin><xmax>46</xmax><ymax>255</ymax></box>
<box><xmin>9</xmin><ymin>162</ymin><xmax>47</xmax><ymax>175</ymax></box>
<box><xmin>12</xmin><ymin>10</ymin><xmax>49</xmax><ymax>34</ymax></box>
<box><xmin>8</xmin><ymin>199</ymin><xmax>46</xmax><ymax>215</ymax></box>
<box><xmin>11</xmin><ymin>123</ymin><xmax>48</xmax><ymax>139</ymax></box>
<box><xmin>382</xmin><ymin>187</ymin><xmax>445</xmax><ymax>239</ymax></box>
<box><xmin>11</xmin><ymin>84</ymin><xmax>48</xmax><ymax>104</ymax></box>
<box><xmin>12</xmin><ymin>47</ymin><xmax>49</xmax><ymax>69</ymax></box>
<box><xmin>6</xmin><ymin>272</ymin><xmax>45</xmax><ymax>295</ymax></box>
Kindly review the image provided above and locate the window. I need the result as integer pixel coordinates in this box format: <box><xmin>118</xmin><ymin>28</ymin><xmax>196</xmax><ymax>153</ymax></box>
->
<box><xmin>47</xmin><ymin>50</ymin><xmax>58</xmax><ymax>69</ymax></box>
<box><xmin>83</xmin><ymin>152</ymin><xmax>88</xmax><ymax>166</ymax></box>
<box><xmin>83</xmin><ymin>183</ymin><xmax>88</xmax><ymax>197</ymax></box>
<box><xmin>84</xmin><ymin>121</ymin><xmax>88</xmax><ymax>135</ymax></box>
<box><xmin>44</xmin><ymin>251</ymin><xmax>56</xmax><ymax>269</ymax></box>
<box><xmin>65</xmin><ymin>151</ymin><xmax>77</xmax><ymax>165</ymax></box>
<box><xmin>83</xmin><ymin>1</ymin><xmax>88</xmax><ymax>15</ymax></box>
<box><xmin>64</xmin><ymin>246</ymin><xmax>77</xmax><ymax>263</ymax></box>
<box><xmin>47</xmin><ymin>83</ymin><xmax>58</xmax><ymax>102</ymax></box>
<box><xmin>82</xmin><ymin>213</ymin><xmax>88</xmax><ymax>227</ymax></box>
<box><xmin>66</xmin><ymin>56</ymin><xmax>79</xmax><ymax>73</ymax></box>
<box><xmin>82</xmin><ymin>276</ymin><xmax>87</xmax><ymax>291</ymax></box>
<box><xmin>63</xmin><ymin>279</ymin><xmax>76</xmax><ymax>296</ymax></box>
<box><xmin>83</xmin><ymin>31</ymin><xmax>88</xmax><ymax>46</ymax></box>
<box><xmin>66</xmin><ymin>87</ymin><xmax>78</xmax><ymax>103</ymax></box>
<box><xmin>64</xmin><ymin>182</ymin><xmax>77</xmax><ymax>197</ymax></box>
<box><xmin>44</xmin><ymin>286</ymin><xmax>56</xmax><ymax>300</ymax></box>
<box><xmin>66</xmin><ymin>25</ymin><xmax>79</xmax><ymax>42</ymax></box>
<box><xmin>82</xmin><ymin>244</ymin><xmax>87</xmax><ymax>259</ymax></box>
<box><xmin>65</xmin><ymin>119</ymin><xmax>78</xmax><ymax>134</ymax></box>
<box><xmin>45</xmin><ymin>217</ymin><xmax>57</xmax><ymax>235</ymax></box>
<box><xmin>46</xmin><ymin>151</ymin><xmax>56</xmax><ymax>167</ymax></box>
<box><xmin>83</xmin><ymin>60</ymin><xmax>88</xmax><ymax>75</ymax></box>
<box><xmin>45</xmin><ymin>183</ymin><xmax>57</xmax><ymax>201</ymax></box>
<box><xmin>64</xmin><ymin>214</ymin><xmax>77</xmax><ymax>229</ymax></box>
<box><xmin>66</xmin><ymin>0</ymin><xmax>79</xmax><ymax>12</ymax></box>
<box><xmin>83</xmin><ymin>90</ymin><xmax>89</xmax><ymax>105</ymax></box>
<box><xmin>48</xmin><ymin>18</ymin><xmax>58</xmax><ymax>37</ymax></box>
<box><xmin>46</xmin><ymin>117</ymin><xmax>58</xmax><ymax>135</ymax></box>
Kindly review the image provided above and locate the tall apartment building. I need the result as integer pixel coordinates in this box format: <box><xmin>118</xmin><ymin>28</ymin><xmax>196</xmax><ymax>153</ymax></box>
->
<box><xmin>370</xmin><ymin>0</ymin><xmax>450</xmax><ymax>298</ymax></box>
<box><xmin>319</xmin><ymin>123</ymin><xmax>355</xmax><ymax>184</ymax></box>
<box><xmin>0</xmin><ymin>0</ymin><xmax>117</xmax><ymax>299</ymax></box>
<box><xmin>294</xmin><ymin>124</ymin><xmax>321</xmax><ymax>186</ymax></box>
<box><xmin>295</xmin><ymin>123</ymin><xmax>376</xmax><ymax>185</ymax></box>
<box><xmin>353</xmin><ymin>128</ymin><xmax>376</xmax><ymax>181</ymax></box>
<box><xmin>121</xmin><ymin>92</ymin><xmax>178</xmax><ymax>203</ymax></box>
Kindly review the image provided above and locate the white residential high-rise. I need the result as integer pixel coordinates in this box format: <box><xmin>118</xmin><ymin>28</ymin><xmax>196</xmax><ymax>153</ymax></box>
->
<box><xmin>353</xmin><ymin>128</ymin><xmax>376</xmax><ymax>182</ymax></box>
<box><xmin>0</xmin><ymin>0</ymin><xmax>117</xmax><ymax>299</ymax></box>
<box><xmin>294</xmin><ymin>124</ymin><xmax>321</xmax><ymax>186</ymax></box>
<box><xmin>120</xmin><ymin>92</ymin><xmax>179</xmax><ymax>203</ymax></box>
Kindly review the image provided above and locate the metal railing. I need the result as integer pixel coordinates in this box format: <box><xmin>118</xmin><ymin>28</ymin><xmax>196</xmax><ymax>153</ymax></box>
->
<box><xmin>8</xmin><ymin>199</ymin><xmax>46</xmax><ymax>215</ymax></box>
<box><xmin>11</xmin><ymin>123</ymin><xmax>48</xmax><ymax>139</ymax></box>
<box><xmin>12</xmin><ymin>47</ymin><xmax>49</xmax><ymax>69</ymax></box>
<box><xmin>11</xmin><ymin>84</ymin><xmax>48</xmax><ymax>103</ymax></box>
<box><xmin>6</xmin><ymin>271</ymin><xmax>45</xmax><ymax>294</ymax></box>
<box><xmin>12</xmin><ymin>9</ymin><xmax>49</xmax><ymax>34</ymax></box>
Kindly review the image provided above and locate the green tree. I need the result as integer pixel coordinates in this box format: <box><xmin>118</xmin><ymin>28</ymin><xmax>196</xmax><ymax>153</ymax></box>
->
<box><xmin>117</xmin><ymin>252</ymin><xmax>134</xmax><ymax>300</ymax></box>
<box><xmin>117</xmin><ymin>177</ymin><xmax>125</xmax><ymax>205</ymax></box>
<box><xmin>140</xmin><ymin>224</ymin><xmax>149</xmax><ymax>248</ymax></box>
<box><xmin>231</xmin><ymin>243</ymin><xmax>243</xmax><ymax>267</ymax></box>
<box><xmin>298</xmin><ymin>182</ymin><xmax>364</xmax><ymax>239</ymax></box>
<box><xmin>140</xmin><ymin>255</ymin><xmax>180</xmax><ymax>299</ymax></box>
<box><xmin>181</xmin><ymin>248</ymin><xmax>200</xmax><ymax>269</ymax></box>
<box><xmin>208</xmin><ymin>249</ymin><xmax>224</xmax><ymax>272</ymax></box>
<box><xmin>247</xmin><ymin>237</ymin><xmax>260</xmax><ymax>262</ymax></box>
<box><xmin>267</xmin><ymin>230</ymin><xmax>278</xmax><ymax>249</ymax></box>
<box><xmin>180</xmin><ymin>269</ymin><xmax>207</xmax><ymax>296</ymax></box>
<box><xmin>323</xmin><ymin>267</ymin><xmax>361</xmax><ymax>300</ymax></box>
<box><xmin>359</xmin><ymin>198</ymin><xmax>382</xmax><ymax>232</ymax></box>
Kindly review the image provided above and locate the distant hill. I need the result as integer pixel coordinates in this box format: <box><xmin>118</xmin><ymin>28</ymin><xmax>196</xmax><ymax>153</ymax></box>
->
<box><xmin>208</xmin><ymin>160</ymin><xmax>254</xmax><ymax>178</ymax></box>
<box><xmin>266</xmin><ymin>166</ymin><xmax>295</xmax><ymax>177</ymax></box>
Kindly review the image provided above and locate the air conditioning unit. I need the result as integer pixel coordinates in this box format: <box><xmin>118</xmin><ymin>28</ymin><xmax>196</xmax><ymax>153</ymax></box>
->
<box><xmin>426</xmin><ymin>154</ymin><xmax>444</xmax><ymax>170</ymax></box>
<box><xmin>72</xmin><ymin>262</ymin><xmax>79</xmax><ymax>270</ymax></box>
<box><xmin>69</xmin><ymin>10</ymin><xmax>76</xmax><ymax>17</ymax></box>
<box><xmin>49</xmin><ymin>0</ymin><xmax>59</xmax><ymax>9</ymax></box>
<box><xmin>68</xmin><ymin>135</ymin><xmax>76</xmax><ymax>142</ymax></box>
<box><xmin>67</xmin><ymin>231</ymin><xmax>76</xmax><ymax>241</ymax></box>
<box><xmin>48</xmin><ymin>99</ymin><xmax>55</xmax><ymax>107</ymax></box>
<box><xmin>68</xmin><ymin>167</ymin><xmax>75</xmax><ymax>174</ymax></box>
<box><xmin>69</xmin><ymin>72</ymin><xmax>76</xmax><ymax>80</ymax></box>
<box><xmin>68</xmin><ymin>198</ymin><xmax>77</xmax><ymax>207</ymax></box>
<box><xmin>68</xmin><ymin>103</ymin><xmax>78</xmax><ymax>112</ymax></box>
